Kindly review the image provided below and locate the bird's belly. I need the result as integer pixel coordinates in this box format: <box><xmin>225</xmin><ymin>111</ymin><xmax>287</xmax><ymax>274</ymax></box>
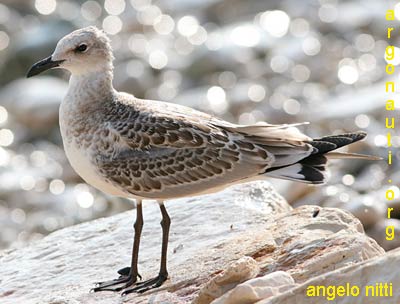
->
<box><xmin>63</xmin><ymin>141</ymin><xmax>128</xmax><ymax>197</ymax></box>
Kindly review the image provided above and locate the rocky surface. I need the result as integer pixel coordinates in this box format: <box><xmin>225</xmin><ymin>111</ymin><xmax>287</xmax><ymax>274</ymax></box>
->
<box><xmin>263</xmin><ymin>247</ymin><xmax>400</xmax><ymax>304</ymax></box>
<box><xmin>212</xmin><ymin>271</ymin><xmax>295</xmax><ymax>304</ymax></box>
<box><xmin>0</xmin><ymin>181</ymin><xmax>385</xmax><ymax>304</ymax></box>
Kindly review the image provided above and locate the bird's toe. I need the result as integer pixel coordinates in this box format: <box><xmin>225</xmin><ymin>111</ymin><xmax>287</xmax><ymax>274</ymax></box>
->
<box><xmin>121</xmin><ymin>273</ymin><xmax>168</xmax><ymax>296</ymax></box>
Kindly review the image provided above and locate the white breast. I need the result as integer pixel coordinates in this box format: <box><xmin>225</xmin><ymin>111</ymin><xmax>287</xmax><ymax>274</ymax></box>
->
<box><xmin>63</xmin><ymin>139</ymin><xmax>129</xmax><ymax>197</ymax></box>
<box><xmin>59</xmin><ymin>100</ymin><xmax>129</xmax><ymax>198</ymax></box>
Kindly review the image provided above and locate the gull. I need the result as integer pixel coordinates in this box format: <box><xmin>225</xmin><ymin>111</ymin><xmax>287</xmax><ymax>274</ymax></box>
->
<box><xmin>27</xmin><ymin>26</ymin><xmax>378</xmax><ymax>295</ymax></box>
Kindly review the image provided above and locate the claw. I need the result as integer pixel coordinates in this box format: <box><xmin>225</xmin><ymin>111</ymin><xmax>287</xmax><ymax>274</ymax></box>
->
<box><xmin>121</xmin><ymin>274</ymin><xmax>168</xmax><ymax>295</ymax></box>
<box><xmin>92</xmin><ymin>274</ymin><xmax>138</xmax><ymax>292</ymax></box>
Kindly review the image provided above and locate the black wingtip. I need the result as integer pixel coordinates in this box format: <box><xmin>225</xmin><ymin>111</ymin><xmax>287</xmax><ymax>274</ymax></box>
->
<box><xmin>354</xmin><ymin>131</ymin><xmax>367</xmax><ymax>140</ymax></box>
<box><xmin>310</xmin><ymin>131</ymin><xmax>368</xmax><ymax>155</ymax></box>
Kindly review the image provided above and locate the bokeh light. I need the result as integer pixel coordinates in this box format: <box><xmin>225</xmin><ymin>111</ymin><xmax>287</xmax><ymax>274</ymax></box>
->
<box><xmin>302</xmin><ymin>37</ymin><xmax>321</xmax><ymax>56</ymax></box>
<box><xmin>260</xmin><ymin>10</ymin><xmax>290</xmax><ymax>37</ymax></box>
<box><xmin>103</xmin><ymin>15</ymin><xmax>123</xmax><ymax>35</ymax></box>
<box><xmin>153</xmin><ymin>14</ymin><xmax>175</xmax><ymax>35</ymax></box>
<box><xmin>231</xmin><ymin>25</ymin><xmax>260</xmax><ymax>47</ymax></box>
<box><xmin>283</xmin><ymin>99</ymin><xmax>301</xmax><ymax>115</ymax></box>
<box><xmin>338</xmin><ymin>65</ymin><xmax>359</xmax><ymax>84</ymax></box>
<box><xmin>35</xmin><ymin>0</ymin><xmax>56</xmax><ymax>15</ymax></box>
<box><xmin>137</xmin><ymin>5</ymin><xmax>161</xmax><ymax>25</ymax></box>
<box><xmin>81</xmin><ymin>1</ymin><xmax>102</xmax><ymax>21</ymax></box>
<box><xmin>342</xmin><ymin>174</ymin><xmax>355</xmax><ymax>186</ymax></box>
<box><xmin>177</xmin><ymin>16</ymin><xmax>199</xmax><ymax>37</ymax></box>
<box><xmin>292</xmin><ymin>65</ymin><xmax>310</xmax><ymax>82</ymax></box>
<box><xmin>248</xmin><ymin>85</ymin><xmax>266</xmax><ymax>102</ymax></box>
<box><xmin>104</xmin><ymin>0</ymin><xmax>125</xmax><ymax>16</ymax></box>
<box><xmin>355</xmin><ymin>34</ymin><xmax>375</xmax><ymax>52</ymax></box>
<box><xmin>0</xmin><ymin>129</ymin><xmax>13</xmax><ymax>146</ymax></box>
<box><xmin>49</xmin><ymin>179</ymin><xmax>65</xmax><ymax>195</ymax></box>
<box><xmin>290</xmin><ymin>18</ymin><xmax>309</xmax><ymax>37</ymax></box>
<box><xmin>270</xmin><ymin>56</ymin><xmax>290</xmax><ymax>73</ymax></box>
<box><xmin>207</xmin><ymin>86</ymin><xmax>228</xmax><ymax>114</ymax></box>
<box><xmin>0</xmin><ymin>106</ymin><xmax>8</xmax><ymax>124</ymax></box>
<box><xmin>149</xmin><ymin>50</ymin><xmax>168</xmax><ymax>69</ymax></box>
<box><xmin>20</xmin><ymin>176</ymin><xmax>35</xmax><ymax>191</ymax></box>
<box><xmin>355</xmin><ymin>114</ymin><xmax>370</xmax><ymax>129</ymax></box>
<box><xmin>318</xmin><ymin>4</ymin><xmax>337</xmax><ymax>23</ymax></box>
<box><xmin>0</xmin><ymin>31</ymin><xmax>9</xmax><ymax>51</ymax></box>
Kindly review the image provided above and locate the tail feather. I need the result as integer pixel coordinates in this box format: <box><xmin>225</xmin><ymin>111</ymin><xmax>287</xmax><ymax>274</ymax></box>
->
<box><xmin>264</xmin><ymin>131</ymin><xmax>374</xmax><ymax>184</ymax></box>
<box><xmin>326</xmin><ymin>151</ymin><xmax>382</xmax><ymax>160</ymax></box>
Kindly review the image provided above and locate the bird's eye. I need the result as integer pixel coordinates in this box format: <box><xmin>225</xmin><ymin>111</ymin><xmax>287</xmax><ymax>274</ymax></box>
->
<box><xmin>75</xmin><ymin>44</ymin><xmax>88</xmax><ymax>53</ymax></box>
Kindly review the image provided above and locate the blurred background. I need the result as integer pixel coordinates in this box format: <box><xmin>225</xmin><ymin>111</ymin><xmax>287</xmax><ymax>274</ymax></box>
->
<box><xmin>0</xmin><ymin>0</ymin><xmax>397</xmax><ymax>251</ymax></box>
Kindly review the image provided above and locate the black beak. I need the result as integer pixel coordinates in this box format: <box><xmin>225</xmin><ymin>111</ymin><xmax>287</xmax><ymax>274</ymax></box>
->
<box><xmin>26</xmin><ymin>56</ymin><xmax>65</xmax><ymax>78</ymax></box>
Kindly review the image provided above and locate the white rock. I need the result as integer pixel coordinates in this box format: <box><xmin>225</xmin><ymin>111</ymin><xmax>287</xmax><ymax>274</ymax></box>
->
<box><xmin>0</xmin><ymin>181</ymin><xmax>289</xmax><ymax>304</ymax></box>
<box><xmin>194</xmin><ymin>256</ymin><xmax>260</xmax><ymax>304</ymax></box>
<box><xmin>261</xmin><ymin>247</ymin><xmax>400</xmax><ymax>304</ymax></box>
<box><xmin>211</xmin><ymin>271</ymin><xmax>295</xmax><ymax>304</ymax></box>
<box><xmin>260</xmin><ymin>206</ymin><xmax>384</xmax><ymax>283</ymax></box>
<box><xmin>323</xmin><ymin>195</ymin><xmax>385</xmax><ymax>230</ymax></box>
<box><xmin>0</xmin><ymin>182</ymin><xmax>384</xmax><ymax>304</ymax></box>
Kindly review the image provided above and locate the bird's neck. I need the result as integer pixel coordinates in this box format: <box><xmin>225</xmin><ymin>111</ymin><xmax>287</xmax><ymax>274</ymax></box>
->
<box><xmin>68</xmin><ymin>68</ymin><xmax>115</xmax><ymax>103</ymax></box>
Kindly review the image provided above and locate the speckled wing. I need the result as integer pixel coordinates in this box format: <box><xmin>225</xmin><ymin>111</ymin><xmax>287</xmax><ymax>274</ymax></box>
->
<box><xmin>95</xmin><ymin>97</ymin><xmax>313</xmax><ymax>199</ymax></box>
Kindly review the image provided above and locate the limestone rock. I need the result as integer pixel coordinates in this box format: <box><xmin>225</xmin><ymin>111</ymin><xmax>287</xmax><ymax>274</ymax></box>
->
<box><xmin>0</xmin><ymin>181</ymin><xmax>290</xmax><ymax>304</ymax></box>
<box><xmin>261</xmin><ymin>247</ymin><xmax>400</xmax><ymax>304</ymax></box>
<box><xmin>194</xmin><ymin>256</ymin><xmax>260</xmax><ymax>304</ymax></box>
<box><xmin>211</xmin><ymin>271</ymin><xmax>295</xmax><ymax>304</ymax></box>
<box><xmin>257</xmin><ymin>206</ymin><xmax>385</xmax><ymax>283</ymax></box>
<box><xmin>0</xmin><ymin>181</ymin><xmax>384</xmax><ymax>304</ymax></box>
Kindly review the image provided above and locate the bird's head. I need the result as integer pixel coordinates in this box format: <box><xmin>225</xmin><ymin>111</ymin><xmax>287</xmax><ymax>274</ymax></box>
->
<box><xmin>27</xmin><ymin>26</ymin><xmax>114</xmax><ymax>77</ymax></box>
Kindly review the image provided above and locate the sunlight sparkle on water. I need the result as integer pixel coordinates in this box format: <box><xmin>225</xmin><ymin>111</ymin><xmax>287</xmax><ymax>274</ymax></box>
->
<box><xmin>302</xmin><ymin>37</ymin><xmax>321</xmax><ymax>56</ymax></box>
<box><xmin>231</xmin><ymin>25</ymin><xmax>260</xmax><ymax>47</ymax></box>
<box><xmin>81</xmin><ymin>1</ymin><xmax>102</xmax><ymax>21</ymax></box>
<box><xmin>338</xmin><ymin>65</ymin><xmax>359</xmax><ymax>85</ymax></box>
<box><xmin>270</xmin><ymin>55</ymin><xmax>290</xmax><ymax>73</ymax></box>
<box><xmin>103</xmin><ymin>15</ymin><xmax>122</xmax><ymax>35</ymax></box>
<box><xmin>0</xmin><ymin>31</ymin><xmax>9</xmax><ymax>51</ymax></box>
<box><xmin>355</xmin><ymin>114</ymin><xmax>370</xmax><ymax>128</ymax></box>
<box><xmin>104</xmin><ymin>0</ymin><xmax>125</xmax><ymax>16</ymax></box>
<box><xmin>178</xmin><ymin>16</ymin><xmax>199</xmax><ymax>37</ymax></box>
<box><xmin>338</xmin><ymin>58</ymin><xmax>359</xmax><ymax>84</ymax></box>
<box><xmin>260</xmin><ymin>10</ymin><xmax>290</xmax><ymax>37</ymax></box>
<box><xmin>49</xmin><ymin>179</ymin><xmax>65</xmax><ymax>195</ymax></box>
<box><xmin>149</xmin><ymin>50</ymin><xmax>168</xmax><ymax>69</ymax></box>
<box><xmin>0</xmin><ymin>129</ymin><xmax>13</xmax><ymax>146</ymax></box>
<box><xmin>20</xmin><ymin>176</ymin><xmax>35</xmax><ymax>191</ymax></box>
<box><xmin>318</xmin><ymin>4</ymin><xmax>337</xmax><ymax>23</ymax></box>
<box><xmin>207</xmin><ymin>86</ymin><xmax>228</xmax><ymax>114</ymax></box>
<box><xmin>0</xmin><ymin>106</ymin><xmax>8</xmax><ymax>124</ymax></box>
<box><xmin>153</xmin><ymin>14</ymin><xmax>175</xmax><ymax>35</ymax></box>
<box><xmin>342</xmin><ymin>174</ymin><xmax>355</xmax><ymax>186</ymax></box>
<box><xmin>248</xmin><ymin>85</ymin><xmax>266</xmax><ymax>102</ymax></box>
<box><xmin>35</xmin><ymin>0</ymin><xmax>56</xmax><ymax>15</ymax></box>
<box><xmin>0</xmin><ymin>147</ymin><xmax>9</xmax><ymax>166</ymax></box>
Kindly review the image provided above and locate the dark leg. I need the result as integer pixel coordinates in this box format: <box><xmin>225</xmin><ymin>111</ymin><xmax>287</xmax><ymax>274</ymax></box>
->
<box><xmin>122</xmin><ymin>201</ymin><xmax>170</xmax><ymax>295</ymax></box>
<box><xmin>92</xmin><ymin>200</ymin><xmax>143</xmax><ymax>292</ymax></box>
